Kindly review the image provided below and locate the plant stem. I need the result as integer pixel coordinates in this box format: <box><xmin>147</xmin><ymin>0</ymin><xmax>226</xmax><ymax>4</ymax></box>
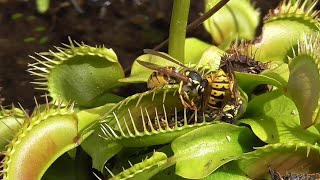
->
<box><xmin>168</xmin><ymin>0</ymin><xmax>190</xmax><ymax>62</ymax></box>
<box><xmin>154</xmin><ymin>0</ymin><xmax>230</xmax><ymax>52</ymax></box>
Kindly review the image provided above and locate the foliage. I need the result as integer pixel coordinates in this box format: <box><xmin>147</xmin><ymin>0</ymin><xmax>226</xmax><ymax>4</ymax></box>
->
<box><xmin>36</xmin><ymin>0</ymin><xmax>50</xmax><ymax>13</ymax></box>
<box><xmin>1</xmin><ymin>0</ymin><xmax>320</xmax><ymax>179</ymax></box>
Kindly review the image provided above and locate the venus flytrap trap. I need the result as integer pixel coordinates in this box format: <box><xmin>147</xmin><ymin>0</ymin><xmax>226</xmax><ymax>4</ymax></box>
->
<box><xmin>247</xmin><ymin>0</ymin><xmax>320</xmax><ymax>62</ymax></box>
<box><xmin>203</xmin><ymin>0</ymin><xmax>260</xmax><ymax>49</ymax></box>
<box><xmin>0</xmin><ymin>106</ymin><xmax>26</xmax><ymax>152</ymax></box>
<box><xmin>238</xmin><ymin>143</ymin><xmax>320</xmax><ymax>179</ymax></box>
<box><xmin>1</xmin><ymin>100</ymin><xmax>79</xmax><ymax>180</ymax></box>
<box><xmin>287</xmin><ymin>32</ymin><xmax>320</xmax><ymax>128</ymax></box>
<box><xmin>170</xmin><ymin>123</ymin><xmax>260</xmax><ymax>179</ymax></box>
<box><xmin>28</xmin><ymin>38</ymin><xmax>124</xmax><ymax>108</ymax></box>
<box><xmin>106</xmin><ymin>152</ymin><xmax>168</xmax><ymax>180</ymax></box>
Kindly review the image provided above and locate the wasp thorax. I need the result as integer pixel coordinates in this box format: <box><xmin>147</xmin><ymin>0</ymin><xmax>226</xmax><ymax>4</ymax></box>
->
<box><xmin>185</xmin><ymin>71</ymin><xmax>202</xmax><ymax>87</ymax></box>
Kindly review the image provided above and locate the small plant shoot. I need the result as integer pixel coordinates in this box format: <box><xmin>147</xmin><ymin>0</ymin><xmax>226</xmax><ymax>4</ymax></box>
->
<box><xmin>0</xmin><ymin>0</ymin><xmax>320</xmax><ymax>179</ymax></box>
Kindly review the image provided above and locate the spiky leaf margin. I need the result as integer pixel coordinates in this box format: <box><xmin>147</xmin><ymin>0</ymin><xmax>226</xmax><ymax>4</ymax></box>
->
<box><xmin>238</xmin><ymin>142</ymin><xmax>320</xmax><ymax>179</ymax></box>
<box><xmin>105</xmin><ymin>152</ymin><xmax>167</xmax><ymax>180</ymax></box>
<box><xmin>1</xmin><ymin>101</ymin><xmax>79</xmax><ymax>180</ymax></box>
<box><xmin>287</xmin><ymin>32</ymin><xmax>320</xmax><ymax>128</ymax></box>
<box><xmin>249</xmin><ymin>0</ymin><xmax>320</xmax><ymax>62</ymax></box>
<box><xmin>0</xmin><ymin>106</ymin><xmax>26</xmax><ymax>151</ymax></box>
<box><xmin>203</xmin><ymin>0</ymin><xmax>260</xmax><ymax>47</ymax></box>
<box><xmin>99</xmin><ymin>86</ymin><xmax>218</xmax><ymax>147</ymax></box>
<box><xmin>28</xmin><ymin>37</ymin><xmax>124</xmax><ymax>107</ymax></box>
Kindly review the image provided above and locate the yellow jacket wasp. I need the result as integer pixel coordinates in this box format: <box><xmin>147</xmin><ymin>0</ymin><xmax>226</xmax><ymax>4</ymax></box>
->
<box><xmin>137</xmin><ymin>49</ymin><xmax>242</xmax><ymax>123</ymax></box>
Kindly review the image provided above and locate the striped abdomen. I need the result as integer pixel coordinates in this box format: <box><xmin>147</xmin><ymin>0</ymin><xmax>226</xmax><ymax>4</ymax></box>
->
<box><xmin>205</xmin><ymin>69</ymin><xmax>231</xmax><ymax>110</ymax></box>
<box><xmin>147</xmin><ymin>67</ymin><xmax>178</xmax><ymax>89</ymax></box>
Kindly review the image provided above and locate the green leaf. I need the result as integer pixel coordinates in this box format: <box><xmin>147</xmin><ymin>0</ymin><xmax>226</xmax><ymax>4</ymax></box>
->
<box><xmin>238</xmin><ymin>142</ymin><xmax>320</xmax><ymax>179</ymax></box>
<box><xmin>203</xmin><ymin>0</ymin><xmax>259</xmax><ymax>46</ymax></box>
<box><xmin>171</xmin><ymin>123</ymin><xmax>259</xmax><ymax>179</ymax></box>
<box><xmin>236</xmin><ymin>62</ymin><xmax>289</xmax><ymax>97</ymax></box>
<box><xmin>86</xmin><ymin>92</ymin><xmax>124</xmax><ymax>108</ymax></box>
<box><xmin>11</xmin><ymin>13</ymin><xmax>23</xmax><ymax>20</ymax></box>
<box><xmin>101</xmin><ymin>87</ymin><xmax>183</xmax><ymax>133</ymax></box>
<box><xmin>240</xmin><ymin>90</ymin><xmax>320</xmax><ymax>144</ymax></box>
<box><xmin>0</xmin><ymin>108</ymin><xmax>26</xmax><ymax>151</ymax></box>
<box><xmin>2</xmin><ymin>105</ymin><xmax>79</xmax><ymax>179</ymax></box>
<box><xmin>286</xmin><ymin>34</ymin><xmax>320</xmax><ymax>128</ymax></box>
<box><xmin>248</xmin><ymin>0</ymin><xmax>320</xmax><ymax>62</ymax></box>
<box><xmin>48</xmin><ymin>54</ymin><xmax>123</xmax><ymax>107</ymax></box>
<box><xmin>184</xmin><ymin>38</ymin><xmax>212</xmax><ymax>64</ymax></box>
<box><xmin>43</xmin><ymin>148</ymin><xmax>93</xmax><ymax>180</ymax></box>
<box><xmin>287</xmin><ymin>55</ymin><xmax>320</xmax><ymax>128</ymax></box>
<box><xmin>119</xmin><ymin>53</ymin><xmax>182</xmax><ymax>83</ymax></box>
<box><xmin>36</xmin><ymin>0</ymin><xmax>50</xmax><ymax>13</ymax></box>
<box><xmin>28</xmin><ymin>39</ymin><xmax>124</xmax><ymax>108</ymax></box>
<box><xmin>196</xmin><ymin>46</ymin><xmax>223</xmax><ymax>70</ymax></box>
<box><xmin>99</xmin><ymin>86</ymin><xmax>219</xmax><ymax>147</ymax></box>
<box><xmin>110</xmin><ymin>152</ymin><xmax>168</xmax><ymax>180</ymax></box>
<box><xmin>151</xmin><ymin>166</ymin><xmax>184</xmax><ymax>180</ymax></box>
<box><xmin>42</xmin><ymin>153</ymin><xmax>78</xmax><ymax>180</ymax></box>
<box><xmin>81</xmin><ymin>129</ymin><xmax>122</xmax><ymax>171</ymax></box>
<box><xmin>236</xmin><ymin>72</ymin><xmax>283</xmax><ymax>96</ymax></box>
<box><xmin>261</xmin><ymin>63</ymin><xmax>289</xmax><ymax>86</ymax></box>
<box><xmin>203</xmin><ymin>161</ymin><xmax>250</xmax><ymax>180</ymax></box>
<box><xmin>77</xmin><ymin>103</ymin><xmax>116</xmax><ymax>143</ymax></box>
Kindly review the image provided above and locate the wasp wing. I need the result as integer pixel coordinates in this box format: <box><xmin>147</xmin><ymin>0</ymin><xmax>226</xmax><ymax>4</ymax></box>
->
<box><xmin>137</xmin><ymin>60</ymin><xmax>166</xmax><ymax>71</ymax></box>
<box><xmin>200</xmin><ymin>77</ymin><xmax>212</xmax><ymax>114</ymax></box>
<box><xmin>225</xmin><ymin>59</ymin><xmax>240</xmax><ymax>105</ymax></box>
<box><xmin>136</xmin><ymin>60</ymin><xmax>189</xmax><ymax>83</ymax></box>
<box><xmin>143</xmin><ymin>49</ymin><xmax>187</xmax><ymax>68</ymax></box>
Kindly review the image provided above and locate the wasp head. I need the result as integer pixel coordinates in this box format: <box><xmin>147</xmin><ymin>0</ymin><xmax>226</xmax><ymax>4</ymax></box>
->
<box><xmin>183</xmin><ymin>70</ymin><xmax>208</xmax><ymax>96</ymax></box>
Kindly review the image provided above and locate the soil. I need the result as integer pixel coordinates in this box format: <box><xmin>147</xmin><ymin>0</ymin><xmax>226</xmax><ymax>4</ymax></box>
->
<box><xmin>0</xmin><ymin>0</ymin><xmax>280</xmax><ymax>111</ymax></box>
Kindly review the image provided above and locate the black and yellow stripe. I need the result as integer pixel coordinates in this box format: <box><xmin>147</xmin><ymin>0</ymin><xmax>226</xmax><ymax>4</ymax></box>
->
<box><xmin>205</xmin><ymin>69</ymin><xmax>231</xmax><ymax>110</ymax></box>
<box><xmin>147</xmin><ymin>67</ymin><xmax>178</xmax><ymax>89</ymax></box>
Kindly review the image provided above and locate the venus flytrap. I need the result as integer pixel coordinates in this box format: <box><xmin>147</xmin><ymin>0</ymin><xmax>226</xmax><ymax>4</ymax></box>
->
<box><xmin>247</xmin><ymin>0</ymin><xmax>320</xmax><ymax>62</ymax></box>
<box><xmin>0</xmin><ymin>106</ymin><xmax>26</xmax><ymax>152</ymax></box>
<box><xmin>203</xmin><ymin>0</ymin><xmax>260</xmax><ymax>49</ymax></box>
<box><xmin>1</xmin><ymin>101</ymin><xmax>79</xmax><ymax>180</ymax></box>
<box><xmin>287</xmin><ymin>33</ymin><xmax>320</xmax><ymax>128</ymax></box>
<box><xmin>28</xmin><ymin>38</ymin><xmax>124</xmax><ymax>108</ymax></box>
<box><xmin>106</xmin><ymin>152</ymin><xmax>168</xmax><ymax>180</ymax></box>
<box><xmin>238</xmin><ymin>142</ymin><xmax>320</xmax><ymax>179</ymax></box>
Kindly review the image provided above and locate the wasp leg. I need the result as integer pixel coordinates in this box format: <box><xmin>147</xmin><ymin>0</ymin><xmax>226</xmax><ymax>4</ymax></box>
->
<box><xmin>179</xmin><ymin>92</ymin><xmax>198</xmax><ymax>111</ymax></box>
<box><xmin>178</xmin><ymin>81</ymin><xmax>198</xmax><ymax>111</ymax></box>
